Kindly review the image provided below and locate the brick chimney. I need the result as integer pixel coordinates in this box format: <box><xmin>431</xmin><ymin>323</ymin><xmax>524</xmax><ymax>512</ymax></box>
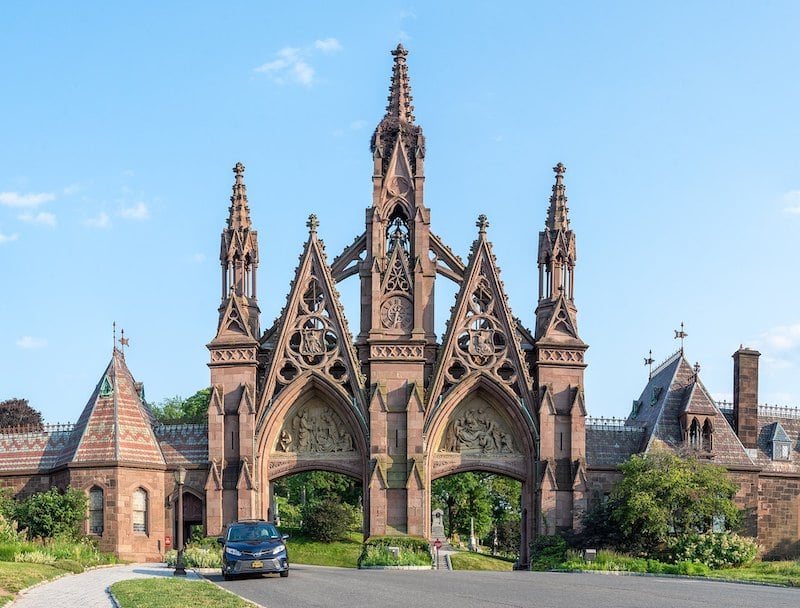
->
<box><xmin>733</xmin><ymin>347</ymin><xmax>760</xmax><ymax>449</ymax></box>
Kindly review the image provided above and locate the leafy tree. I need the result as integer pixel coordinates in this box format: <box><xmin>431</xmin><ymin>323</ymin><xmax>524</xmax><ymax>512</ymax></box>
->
<box><xmin>431</xmin><ymin>472</ymin><xmax>494</xmax><ymax>541</ymax></box>
<box><xmin>273</xmin><ymin>471</ymin><xmax>361</xmax><ymax>508</ymax></box>
<box><xmin>150</xmin><ymin>388</ymin><xmax>210</xmax><ymax>423</ymax></box>
<box><xmin>0</xmin><ymin>398</ymin><xmax>43</xmax><ymax>430</ymax></box>
<box><xmin>300</xmin><ymin>498</ymin><xmax>356</xmax><ymax>542</ymax></box>
<box><xmin>15</xmin><ymin>487</ymin><xmax>87</xmax><ymax>540</ymax></box>
<box><xmin>609</xmin><ymin>450</ymin><xmax>741</xmax><ymax>553</ymax></box>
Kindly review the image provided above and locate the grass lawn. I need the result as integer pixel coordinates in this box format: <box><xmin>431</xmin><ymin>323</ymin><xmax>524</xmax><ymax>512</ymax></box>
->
<box><xmin>449</xmin><ymin>552</ymin><xmax>515</xmax><ymax>571</ymax></box>
<box><xmin>111</xmin><ymin>579</ymin><xmax>259</xmax><ymax>608</ymax></box>
<box><xmin>0</xmin><ymin>562</ymin><xmax>65</xmax><ymax>605</ymax></box>
<box><xmin>283</xmin><ymin>528</ymin><xmax>362</xmax><ymax>568</ymax></box>
<box><xmin>712</xmin><ymin>561</ymin><xmax>800</xmax><ymax>586</ymax></box>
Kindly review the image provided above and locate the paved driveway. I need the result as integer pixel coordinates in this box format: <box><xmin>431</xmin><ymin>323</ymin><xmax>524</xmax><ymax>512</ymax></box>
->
<box><xmin>210</xmin><ymin>565</ymin><xmax>800</xmax><ymax>608</ymax></box>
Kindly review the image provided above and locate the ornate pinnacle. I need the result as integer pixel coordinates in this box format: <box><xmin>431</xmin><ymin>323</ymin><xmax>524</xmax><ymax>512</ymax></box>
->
<box><xmin>545</xmin><ymin>162</ymin><xmax>570</xmax><ymax>233</ymax></box>
<box><xmin>306</xmin><ymin>213</ymin><xmax>319</xmax><ymax>234</ymax></box>
<box><xmin>476</xmin><ymin>214</ymin><xmax>489</xmax><ymax>235</ymax></box>
<box><xmin>227</xmin><ymin>162</ymin><xmax>251</xmax><ymax>230</ymax></box>
<box><xmin>385</xmin><ymin>43</ymin><xmax>414</xmax><ymax>123</ymax></box>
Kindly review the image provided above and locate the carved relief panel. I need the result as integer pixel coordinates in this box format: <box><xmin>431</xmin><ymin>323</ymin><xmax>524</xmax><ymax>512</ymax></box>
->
<box><xmin>438</xmin><ymin>399</ymin><xmax>518</xmax><ymax>455</ymax></box>
<box><xmin>274</xmin><ymin>400</ymin><xmax>355</xmax><ymax>455</ymax></box>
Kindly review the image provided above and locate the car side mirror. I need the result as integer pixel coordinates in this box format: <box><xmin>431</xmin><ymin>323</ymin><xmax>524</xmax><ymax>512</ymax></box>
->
<box><xmin>217</xmin><ymin>537</ymin><xmax>225</xmax><ymax>545</ymax></box>
<box><xmin>282</xmin><ymin>534</ymin><xmax>290</xmax><ymax>541</ymax></box>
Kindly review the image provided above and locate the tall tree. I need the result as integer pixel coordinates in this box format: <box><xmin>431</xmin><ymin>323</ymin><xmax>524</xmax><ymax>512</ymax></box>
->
<box><xmin>149</xmin><ymin>388</ymin><xmax>210</xmax><ymax>423</ymax></box>
<box><xmin>0</xmin><ymin>398</ymin><xmax>43</xmax><ymax>430</ymax></box>
<box><xmin>610</xmin><ymin>449</ymin><xmax>741</xmax><ymax>552</ymax></box>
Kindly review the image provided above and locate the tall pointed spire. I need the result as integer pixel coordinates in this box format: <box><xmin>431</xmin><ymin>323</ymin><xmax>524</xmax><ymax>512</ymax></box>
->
<box><xmin>545</xmin><ymin>162</ymin><xmax>570</xmax><ymax>234</ymax></box>
<box><xmin>227</xmin><ymin>162</ymin><xmax>252</xmax><ymax>230</ymax></box>
<box><xmin>385</xmin><ymin>44</ymin><xmax>415</xmax><ymax>124</ymax></box>
<box><xmin>370</xmin><ymin>45</ymin><xmax>425</xmax><ymax>176</ymax></box>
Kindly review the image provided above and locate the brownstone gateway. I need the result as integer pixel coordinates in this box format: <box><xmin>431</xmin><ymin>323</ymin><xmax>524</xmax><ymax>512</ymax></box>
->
<box><xmin>204</xmin><ymin>46</ymin><xmax>587</xmax><ymax>566</ymax></box>
<box><xmin>1</xmin><ymin>46</ymin><xmax>799</xmax><ymax>563</ymax></box>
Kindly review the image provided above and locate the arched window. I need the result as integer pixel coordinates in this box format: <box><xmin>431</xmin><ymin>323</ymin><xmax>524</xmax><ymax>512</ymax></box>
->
<box><xmin>702</xmin><ymin>419</ymin><xmax>713</xmax><ymax>452</ymax></box>
<box><xmin>132</xmin><ymin>488</ymin><xmax>148</xmax><ymax>534</ymax></box>
<box><xmin>88</xmin><ymin>486</ymin><xmax>104</xmax><ymax>535</ymax></box>
<box><xmin>689</xmin><ymin>418</ymin><xmax>701</xmax><ymax>449</ymax></box>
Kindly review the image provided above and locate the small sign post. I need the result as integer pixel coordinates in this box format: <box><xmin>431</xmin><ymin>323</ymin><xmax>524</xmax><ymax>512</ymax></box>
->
<box><xmin>165</xmin><ymin>536</ymin><xmax>172</xmax><ymax>549</ymax></box>
<box><xmin>433</xmin><ymin>539</ymin><xmax>442</xmax><ymax>568</ymax></box>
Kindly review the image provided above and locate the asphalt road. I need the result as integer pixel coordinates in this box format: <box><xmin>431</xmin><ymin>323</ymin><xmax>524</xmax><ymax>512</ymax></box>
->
<box><xmin>210</xmin><ymin>565</ymin><xmax>800</xmax><ymax>608</ymax></box>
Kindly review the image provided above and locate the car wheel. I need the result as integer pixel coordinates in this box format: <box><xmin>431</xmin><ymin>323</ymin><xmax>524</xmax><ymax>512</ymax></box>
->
<box><xmin>280</xmin><ymin>570</ymin><xmax>289</xmax><ymax>578</ymax></box>
<box><xmin>223</xmin><ymin>572</ymin><xmax>233</xmax><ymax>581</ymax></box>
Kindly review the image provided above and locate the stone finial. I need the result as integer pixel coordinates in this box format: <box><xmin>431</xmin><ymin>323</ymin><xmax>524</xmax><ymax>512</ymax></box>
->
<box><xmin>307</xmin><ymin>213</ymin><xmax>320</xmax><ymax>234</ymax></box>
<box><xmin>228</xmin><ymin>162</ymin><xmax>251</xmax><ymax>230</ymax></box>
<box><xmin>233</xmin><ymin>162</ymin><xmax>245</xmax><ymax>182</ymax></box>
<box><xmin>545</xmin><ymin>163</ymin><xmax>570</xmax><ymax>233</ymax></box>
<box><xmin>553</xmin><ymin>162</ymin><xmax>566</xmax><ymax>177</ymax></box>
<box><xmin>385</xmin><ymin>44</ymin><xmax>414</xmax><ymax>123</ymax></box>
<box><xmin>476</xmin><ymin>214</ymin><xmax>489</xmax><ymax>235</ymax></box>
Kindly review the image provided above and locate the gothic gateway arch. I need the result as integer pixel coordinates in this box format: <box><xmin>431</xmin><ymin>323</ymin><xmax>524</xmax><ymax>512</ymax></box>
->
<box><xmin>205</xmin><ymin>46</ymin><xmax>588</xmax><ymax>567</ymax></box>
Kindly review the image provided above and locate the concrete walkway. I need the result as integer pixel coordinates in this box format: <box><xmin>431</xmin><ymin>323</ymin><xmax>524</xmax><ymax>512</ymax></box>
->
<box><xmin>11</xmin><ymin>563</ymin><xmax>203</xmax><ymax>608</ymax></box>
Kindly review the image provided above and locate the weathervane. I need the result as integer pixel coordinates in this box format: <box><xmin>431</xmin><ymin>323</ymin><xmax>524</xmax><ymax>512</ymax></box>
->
<box><xmin>674</xmin><ymin>322</ymin><xmax>688</xmax><ymax>354</ymax></box>
<box><xmin>119</xmin><ymin>328</ymin><xmax>129</xmax><ymax>354</ymax></box>
<box><xmin>644</xmin><ymin>349</ymin><xmax>655</xmax><ymax>379</ymax></box>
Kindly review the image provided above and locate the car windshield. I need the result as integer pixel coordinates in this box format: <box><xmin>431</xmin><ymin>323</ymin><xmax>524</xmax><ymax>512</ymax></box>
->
<box><xmin>227</xmin><ymin>523</ymin><xmax>280</xmax><ymax>542</ymax></box>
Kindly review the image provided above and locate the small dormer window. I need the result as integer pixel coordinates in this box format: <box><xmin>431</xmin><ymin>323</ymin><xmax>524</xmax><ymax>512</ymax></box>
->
<box><xmin>770</xmin><ymin>422</ymin><xmax>792</xmax><ymax>461</ymax></box>
<box><xmin>774</xmin><ymin>442</ymin><xmax>791</xmax><ymax>461</ymax></box>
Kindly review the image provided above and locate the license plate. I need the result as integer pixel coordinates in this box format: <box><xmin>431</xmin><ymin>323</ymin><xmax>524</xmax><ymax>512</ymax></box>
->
<box><xmin>251</xmin><ymin>561</ymin><xmax>263</xmax><ymax>568</ymax></box>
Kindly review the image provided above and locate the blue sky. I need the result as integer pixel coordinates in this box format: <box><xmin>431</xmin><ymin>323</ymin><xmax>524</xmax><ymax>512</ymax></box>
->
<box><xmin>1</xmin><ymin>2</ymin><xmax>799</xmax><ymax>424</ymax></box>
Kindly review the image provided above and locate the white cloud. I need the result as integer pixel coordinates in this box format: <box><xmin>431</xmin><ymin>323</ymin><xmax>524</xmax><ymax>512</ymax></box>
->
<box><xmin>314</xmin><ymin>38</ymin><xmax>342</xmax><ymax>53</ymax></box>
<box><xmin>255</xmin><ymin>39</ymin><xmax>340</xmax><ymax>87</ymax></box>
<box><xmin>62</xmin><ymin>183</ymin><xmax>83</xmax><ymax>196</ymax></box>
<box><xmin>16</xmin><ymin>336</ymin><xmax>47</xmax><ymax>349</ymax></box>
<box><xmin>119</xmin><ymin>202</ymin><xmax>150</xmax><ymax>220</ymax></box>
<box><xmin>84</xmin><ymin>212</ymin><xmax>110</xmax><ymax>228</ymax></box>
<box><xmin>756</xmin><ymin>323</ymin><xmax>800</xmax><ymax>352</ymax></box>
<box><xmin>782</xmin><ymin>190</ymin><xmax>800</xmax><ymax>214</ymax></box>
<box><xmin>350</xmin><ymin>120</ymin><xmax>367</xmax><ymax>130</ymax></box>
<box><xmin>18</xmin><ymin>211</ymin><xmax>56</xmax><ymax>226</ymax></box>
<box><xmin>0</xmin><ymin>232</ymin><xmax>18</xmax><ymax>243</ymax></box>
<box><xmin>0</xmin><ymin>191</ymin><xmax>55</xmax><ymax>208</ymax></box>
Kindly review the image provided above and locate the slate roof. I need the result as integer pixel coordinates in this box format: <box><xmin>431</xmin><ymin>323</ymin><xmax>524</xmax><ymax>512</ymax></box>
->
<box><xmin>622</xmin><ymin>351</ymin><xmax>754</xmax><ymax>467</ymax></box>
<box><xmin>155</xmin><ymin>424</ymin><xmax>208</xmax><ymax>465</ymax></box>
<box><xmin>0</xmin><ymin>349</ymin><xmax>166</xmax><ymax>473</ymax></box>
<box><xmin>754</xmin><ymin>410</ymin><xmax>800</xmax><ymax>472</ymax></box>
<box><xmin>586</xmin><ymin>425</ymin><xmax>645</xmax><ymax>467</ymax></box>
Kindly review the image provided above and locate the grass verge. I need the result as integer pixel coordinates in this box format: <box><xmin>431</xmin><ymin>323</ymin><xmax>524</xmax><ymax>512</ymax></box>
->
<box><xmin>111</xmin><ymin>578</ymin><xmax>259</xmax><ymax>608</ymax></box>
<box><xmin>449</xmin><ymin>552</ymin><xmax>515</xmax><ymax>571</ymax></box>
<box><xmin>0</xmin><ymin>562</ymin><xmax>66</xmax><ymax>605</ymax></box>
<box><xmin>282</xmin><ymin>528</ymin><xmax>362</xmax><ymax>568</ymax></box>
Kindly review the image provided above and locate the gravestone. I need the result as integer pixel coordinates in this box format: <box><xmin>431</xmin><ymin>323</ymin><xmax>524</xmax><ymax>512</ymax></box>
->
<box><xmin>431</xmin><ymin>508</ymin><xmax>446</xmax><ymax>542</ymax></box>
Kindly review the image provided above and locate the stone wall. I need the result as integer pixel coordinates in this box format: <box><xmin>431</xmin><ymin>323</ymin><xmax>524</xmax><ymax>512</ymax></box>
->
<box><xmin>758</xmin><ymin>475</ymin><xmax>800</xmax><ymax>559</ymax></box>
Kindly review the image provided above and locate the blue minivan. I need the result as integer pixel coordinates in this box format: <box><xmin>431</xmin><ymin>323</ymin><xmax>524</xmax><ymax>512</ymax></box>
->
<box><xmin>218</xmin><ymin>520</ymin><xmax>289</xmax><ymax>580</ymax></box>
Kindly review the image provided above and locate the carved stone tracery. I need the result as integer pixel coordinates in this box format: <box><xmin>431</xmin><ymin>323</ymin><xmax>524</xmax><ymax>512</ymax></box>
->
<box><xmin>444</xmin><ymin>274</ymin><xmax>517</xmax><ymax>388</ymax></box>
<box><xmin>275</xmin><ymin>275</ymin><xmax>351</xmax><ymax>387</ymax></box>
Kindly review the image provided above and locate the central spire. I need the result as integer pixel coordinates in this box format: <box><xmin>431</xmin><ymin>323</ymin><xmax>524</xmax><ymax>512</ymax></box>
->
<box><xmin>385</xmin><ymin>43</ymin><xmax>415</xmax><ymax>124</ymax></box>
<box><xmin>370</xmin><ymin>45</ymin><xmax>425</xmax><ymax>176</ymax></box>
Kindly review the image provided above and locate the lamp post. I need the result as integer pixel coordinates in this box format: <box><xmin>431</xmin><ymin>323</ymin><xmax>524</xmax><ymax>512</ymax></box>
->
<box><xmin>174</xmin><ymin>467</ymin><xmax>187</xmax><ymax>576</ymax></box>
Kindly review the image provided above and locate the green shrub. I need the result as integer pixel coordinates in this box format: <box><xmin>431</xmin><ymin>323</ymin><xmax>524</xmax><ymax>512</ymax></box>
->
<box><xmin>15</xmin><ymin>550</ymin><xmax>55</xmax><ymax>565</ymax></box>
<box><xmin>530</xmin><ymin>534</ymin><xmax>567</xmax><ymax>571</ymax></box>
<box><xmin>358</xmin><ymin>536</ymin><xmax>432</xmax><ymax>567</ymax></box>
<box><xmin>667</xmin><ymin>533</ymin><xmax>758</xmax><ymax>569</ymax></box>
<box><xmin>300</xmin><ymin>498</ymin><xmax>357</xmax><ymax>542</ymax></box>
<box><xmin>14</xmin><ymin>487</ymin><xmax>87</xmax><ymax>541</ymax></box>
<box><xmin>164</xmin><ymin>543</ymin><xmax>222</xmax><ymax>568</ymax></box>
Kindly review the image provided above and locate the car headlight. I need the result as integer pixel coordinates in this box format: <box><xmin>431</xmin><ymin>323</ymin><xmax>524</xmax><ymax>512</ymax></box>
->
<box><xmin>225</xmin><ymin>546</ymin><xmax>242</xmax><ymax>556</ymax></box>
<box><xmin>272</xmin><ymin>543</ymin><xmax>285</xmax><ymax>554</ymax></box>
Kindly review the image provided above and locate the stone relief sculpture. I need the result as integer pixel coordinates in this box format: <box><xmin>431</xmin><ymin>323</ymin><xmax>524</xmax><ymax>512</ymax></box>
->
<box><xmin>275</xmin><ymin>404</ymin><xmax>355</xmax><ymax>454</ymax></box>
<box><xmin>439</xmin><ymin>407</ymin><xmax>516</xmax><ymax>454</ymax></box>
